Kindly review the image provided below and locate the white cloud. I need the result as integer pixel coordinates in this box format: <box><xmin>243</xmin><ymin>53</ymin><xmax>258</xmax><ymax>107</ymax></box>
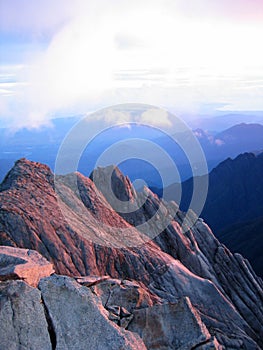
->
<box><xmin>1</xmin><ymin>0</ymin><xmax>263</xmax><ymax>128</ymax></box>
<box><xmin>141</xmin><ymin>109</ymin><xmax>171</xmax><ymax>127</ymax></box>
<box><xmin>103</xmin><ymin>109</ymin><xmax>131</xmax><ymax>124</ymax></box>
<box><xmin>170</xmin><ymin>0</ymin><xmax>263</xmax><ymax>22</ymax></box>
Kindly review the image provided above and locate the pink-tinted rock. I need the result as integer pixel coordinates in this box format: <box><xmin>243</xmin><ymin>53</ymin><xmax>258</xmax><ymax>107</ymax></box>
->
<box><xmin>0</xmin><ymin>159</ymin><xmax>262</xmax><ymax>349</ymax></box>
<box><xmin>0</xmin><ymin>246</ymin><xmax>54</xmax><ymax>287</ymax></box>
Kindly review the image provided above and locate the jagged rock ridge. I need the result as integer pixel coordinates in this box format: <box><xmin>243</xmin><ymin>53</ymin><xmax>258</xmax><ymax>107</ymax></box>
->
<box><xmin>0</xmin><ymin>158</ymin><xmax>262</xmax><ymax>349</ymax></box>
<box><xmin>158</xmin><ymin>152</ymin><xmax>263</xmax><ymax>277</ymax></box>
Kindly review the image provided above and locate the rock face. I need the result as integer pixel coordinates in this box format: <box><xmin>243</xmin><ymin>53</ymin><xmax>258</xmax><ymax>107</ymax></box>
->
<box><xmin>0</xmin><ymin>280</ymin><xmax>52</xmax><ymax>350</ymax></box>
<box><xmin>0</xmin><ymin>272</ymin><xmax>146</xmax><ymax>350</ymax></box>
<box><xmin>39</xmin><ymin>275</ymin><xmax>146</xmax><ymax>350</ymax></box>
<box><xmin>91</xmin><ymin>278</ymin><xmax>158</xmax><ymax>313</ymax></box>
<box><xmin>128</xmin><ymin>297</ymin><xmax>217</xmax><ymax>350</ymax></box>
<box><xmin>0</xmin><ymin>246</ymin><xmax>54</xmax><ymax>287</ymax></box>
<box><xmin>0</xmin><ymin>264</ymin><xmax>222</xmax><ymax>350</ymax></box>
<box><xmin>202</xmin><ymin>152</ymin><xmax>263</xmax><ymax>231</ymax></box>
<box><xmin>0</xmin><ymin>158</ymin><xmax>263</xmax><ymax>349</ymax></box>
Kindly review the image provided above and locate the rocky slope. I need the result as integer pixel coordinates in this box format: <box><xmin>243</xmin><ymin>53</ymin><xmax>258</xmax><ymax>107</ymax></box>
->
<box><xmin>0</xmin><ymin>158</ymin><xmax>263</xmax><ymax>349</ymax></box>
<box><xmin>0</xmin><ymin>247</ymin><xmax>146</xmax><ymax>350</ymax></box>
<box><xmin>0</xmin><ymin>246</ymin><xmax>223</xmax><ymax>350</ymax></box>
<box><xmin>156</xmin><ymin>152</ymin><xmax>263</xmax><ymax>277</ymax></box>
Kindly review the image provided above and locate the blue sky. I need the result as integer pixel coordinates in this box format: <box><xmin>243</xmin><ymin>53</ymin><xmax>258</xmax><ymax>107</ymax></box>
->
<box><xmin>1</xmin><ymin>0</ymin><xmax>263</xmax><ymax>128</ymax></box>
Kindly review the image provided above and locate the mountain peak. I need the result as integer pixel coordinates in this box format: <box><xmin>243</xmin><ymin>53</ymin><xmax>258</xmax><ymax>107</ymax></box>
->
<box><xmin>217</xmin><ymin>123</ymin><xmax>263</xmax><ymax>139</ymax></box>
<box><xmin>213</xmin><ymin>152</ymin><xmax>258</xmax><ymax>173</ymax></box>
<box><xmin>90</xmin><ymin>165</ymin><xmax>137</xmax><ymax>203</ymax></box>
<box><xmin>0</xmin><ymin>158</ymin><xmax>54</xmax><ymax>192</ymax></box>
<box><xmin>0</xmin><ymin>159</ymin><xmax>263</xmax><ymax>348</ymax></box>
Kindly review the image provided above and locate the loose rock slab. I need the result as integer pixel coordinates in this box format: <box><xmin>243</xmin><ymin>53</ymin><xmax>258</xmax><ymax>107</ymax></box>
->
<box><xmin>0</xmin><ymin>246</ymin><xmax>54</xmax><ymax>287</ymax></box>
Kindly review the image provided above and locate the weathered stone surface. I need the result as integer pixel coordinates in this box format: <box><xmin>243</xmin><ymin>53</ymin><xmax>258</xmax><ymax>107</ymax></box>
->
<box><xmin>38</xmin><ymin>275</ymin><xmax>147</xmax><ymax>350</ymax></box>
<box><xmin>75</xmin><ymin>275</ymin><xmax>110</xmax><ymax>287</ymax></box>
<box><xmin>0</xmin><ymin>159</ymin><xmax>263</xmax><ymax>349</ymax></box>
<box><xmin>144</xmin><ymin>259</ymin><xmax>260</xmax><ymax>349</ymax></box>
<box><xmin>92</xmin><ymin>278</ymin><xmax>158</xmax><ymax>312</ymax></box>
<box><xmin>194</xmin><ymin>337</ymin><xmax>222</xmax><ymax>350</ymax></box>
<box><xmin>120</xmin><ymin>311</ymin><xmax>134</xmax><ymax>329</ymax></box>
<box><xmin>0</xmin><ymin>246</ymin><xmax>54</xmax><ymax>287</ymax></box>
<box><xmin>0</xmin><ymin>280</ymin><xmax>52</xmax><ymax>350</ymax></box>
<box><xmin>128</xmin><ymin>297</ymin><xmax>217</xmax><ymax>350</ymax></box>
<box><xmin>90</xmin><ymin>165</ymin><xmax>137</xmax><ymax>203</ymax></box>
<box><xmin>97</xmin><ymin>169</ymin><xmax>263</xmax><ymax>348</ymax></box>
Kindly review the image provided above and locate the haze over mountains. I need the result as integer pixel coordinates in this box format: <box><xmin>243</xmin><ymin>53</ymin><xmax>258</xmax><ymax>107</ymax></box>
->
<box><xmin>1</xmin><ymin>116</ymin><xmax>263</xmax><ymax>187</ymax></box>
<box><xmin>187</xmin><ymin>112</ymin><xmax>263</xmax><ymax>131</ymax></box>
<box><xmin>1</xmin><ymin>118</ymin><xmax>262</xmax><ymax>272</ymax></box>
<box><xmin>1</xmin><ymin>0</ymin><xmax>263</xmax><ymax>346</ymax></box>
<box><xmin>0</xmin><ymin>158</ymin><xmax>262</xmax><ymax>349</ymax></box>
<box><xmin>0</xmin><ymin>114</ymin><xmax>263</xmax><ymax>348</ymax></box>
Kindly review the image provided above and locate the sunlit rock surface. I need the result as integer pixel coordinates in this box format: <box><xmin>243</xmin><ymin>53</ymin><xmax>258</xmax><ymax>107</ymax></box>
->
<box><xmin>0</xmin><ymin>159</ymin><xmax>262</xmax><ymax>349</ymax></box>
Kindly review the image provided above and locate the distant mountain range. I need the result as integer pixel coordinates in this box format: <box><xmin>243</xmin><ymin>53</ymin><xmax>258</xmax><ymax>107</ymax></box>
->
<box><xmin>219</xmin><ymin>215</ymin><xmax>263</xmax><ymax>278</ymax></box>
<box><xmin>1</xmin><ymin>119</ymin><xmax>263</xmax><ymax>187</ymax></box>
<box><xmin>194</xmin><ymin>123</ymin><xmax>263</xmax><ymax>161</ymax></box>
<box><xmin>152</xmin><ymin>152</ymin><xmax>263</xmax><ymax>277</ymax></box>
<box><xmin>187</xmin><ymin>112</ymin><xmax>263</xmax><ymax>131</ymax></box>
<box><xmin>201</xmin><ymin>152</ymin><xmax>263</xmax><ymax>230</ymax></box>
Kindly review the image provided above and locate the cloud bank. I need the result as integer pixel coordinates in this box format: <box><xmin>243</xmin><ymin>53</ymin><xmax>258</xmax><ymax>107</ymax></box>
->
<box><xmin>0</xmin><ymin>0</ymin><xmax>263</xmax><ymax>128</ymax></box>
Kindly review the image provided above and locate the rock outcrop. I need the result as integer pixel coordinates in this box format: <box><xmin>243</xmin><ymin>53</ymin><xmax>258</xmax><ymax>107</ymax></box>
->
<box><xmin>0</xmin><ymin>268</ymin><xmax>147</xmax><ymax>350</ymax></box>
<box><xmin>0</xmin><ymin>265</ymin><xmax>224</xmax><ymax>350</ymax></box>
<box><xmin>161</xmin><ymin>152</ymin><xmax>263</xmax><ymax>277</ymax></box>
<box><xmin>0</xmin><ymin>159</ymin><xmax>262</xmax><ymax>349</ymax></box>
<box><xmin>0</xmin><ymin>280</ymin><xmax>52</xmax><ymax>350</ymax></box>
<box><xmin>39</xmin><ymin>275</ymin><xmax>146</xmax><ymax>350</ymax></box>
<box><xmin>92</xmin><ymin>163</ymin><xmax>263</xmax><ymax>348</ymax></box>
<box><xmin>128</xmin><ymin>297</ymin><xmax>219</xmax><ymax>350</ymax></box>
<box><xmin>0</xmin><ymin>246</ymin><xmax>54</xmax><ymax>287</ymax></box>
